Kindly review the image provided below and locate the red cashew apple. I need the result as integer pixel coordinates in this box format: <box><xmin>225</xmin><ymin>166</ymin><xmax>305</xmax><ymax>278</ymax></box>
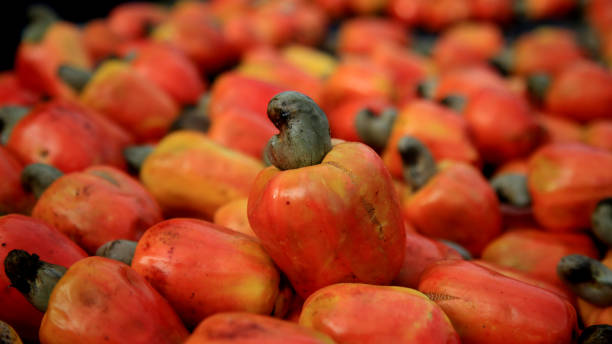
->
<box><xmin>0</xmin><ymin>215</ymin><xmax>87</xmax><ymax>342</ymax></box>
<box><xmin>4</xmin><ymin>252</ymin><xmax>188</xmax><ymax>344</ymax></box>
<box><xmin>299</xmin><ymin>283</ymin><xmax>460</xmax><ymax>343</ymax></box>
<box><xmin>0</xmin><ymin>147</ymin><xmax>34</xmax><ymax>215</ymax></box>
<box><xmin>131</xmin><ymin>218</ymin><xmax>282</xmax><ymax>328</ymax></box>
<box><xmin>399</xmin><ymin>140</ymin><xmax>500</xmax><ymax>256</ymax></box>
<box><xmin>481</xmin><ymin>229</ymin><xmax>599</xmax><ymax>290</ymax></box>
<box><xmin>185</xmin><ymin>312</ymin><xmax>335</xmax><ymax>344</ymax></box>
<box><xmin>528</xmin><ymin>143</ymin><xmax>612</xmax><ymax>231</ymax></box>
<box><xmin>248</xmin><ymin>91</ymin><xmax>405</xmax><ymax>298</ymax></box>
<box><xmin>418</xmin><ymin>260</ymin><xmax>578</xmax><ymax>344</ymax></box>
<box><xmin>3</xmin><ymin>99</ymin><xmax>132</xmax><ymax>173</ymax></box>
<box><xmin>30</xmin><ymin>164</ymin><xmax>162</xmax><ymax>254</ymax></box>
<box><xmin>139</xmin><ymin>131</ymin><xmax>264</xmax><ymax>219</ymax></box>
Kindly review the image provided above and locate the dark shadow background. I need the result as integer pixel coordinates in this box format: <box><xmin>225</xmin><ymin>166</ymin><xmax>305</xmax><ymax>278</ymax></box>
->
<box><xmin>0</xmin><ymin>1</ymin><xmax>137</xmax><ymax>70</ymax></box>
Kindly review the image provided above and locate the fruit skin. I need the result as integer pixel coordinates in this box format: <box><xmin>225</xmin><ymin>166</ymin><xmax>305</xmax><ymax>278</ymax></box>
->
<box><xmin>40</xmin><ymin>256</ymin><xmax>188</xmax><ymax>344</ymax></box>
<box><xmin>473</xmin><ymin>260</ymin><xmax>572</xmax><ymax>301</ymax></box>
<box><xmin>584</xmin><ymin>120</ymin><xmax>612</xmax><ymax>152</ymax></box>
<box><xmin>463</xmin><ymin>88</ymin><xmax>542</xmax><ymax>164</ymax></box>
<box><xmin>153</xmin><ymin>1</ymin><xmax>238</xmax><ymax>74</ymax></box>
<box><xmin>481</xmin><ymin>229</ymin><xmax>599</xmax><ymax>290</ymax></box>
<box><xmin>512</xmin><ymin>28</ymin><xmax>585</xmax><ymax>77</ymax></box>
<box><xmin>32</xmin><ymin>165</ymin><xmax>162</xmax><ymax>254</ymax></box>
<box><xmin>393</xmin><ymin>231</ymin><xmax>462</xmax><ymax>288</ymax></box>
<box><xmin>184</xmin><ymin>312</ymin><xmax>335</xmax><ymax>344</ymax></box>
<box><xmin>328</xmin><ymin>96</ymin><xmax>392</xmax><ymax>143</ymax></box>
<box><xmin>131</xmin><ymin>42</ymin><xmax>206</xmax><ymax>106</ymax></box>
<box><xmin>207</xmin><ymin>105</ymin><xmax>277</xmax><ymax>160</ymax></box>
<box><xmin>337</xmin><ymin>17</ymin><xmax>409</xmax><ymax>56</ymax></box>
<box><xmin>432</xmin><ymin>66</ymin><xmax>509</xmax><ymax>102</ymax></box>
<box><xmin>80</xmin><ymin>60</ymin><xmax>179</xmax><ymax>143</ymax></box>
<box><xmin>0</xmin><ymin>147</ymin><xmax>34</xmax><ymax>215</ymax></box>
<box><xmin>6</xmin><ymin>99</ymin><xmax>132</xmax><ymax>173</ymax></box>
<box><xmin>223</xmin><ymin>0</ymin><xmax>327</xmax><ymax>55</ymax></box>
<box><xmin>368</xmin><ymin>43</ymin><xmax>430</xmax><ymax>106</ymax></box>
<box><xmin>208</xmin><ymin>73</ymin><xmax>288</xmax><ymax>122</ymax></box>
<box><xmin>107</xmin><ymin>2</ymin><xmax>168</xmax><ymax>41</ymax></box>
<box><xmin>248</xmin><ymin>142</ymin><xmax>405</xmax><ymax>298</ymax></box>
<box><xmin>281</xmin><ymin>44</ymin><xmax>338</xmax><ymax>80</ymax></box>
<box><xmin>321</xmin><ymin>58</ymin><xmax>394</xmax><ymax>113</ymax></box>
<box><xmin>544</xmin><ymin>61</ymin><xmax>612</xmax><ymax>122</ymax></box>
<box><xmin>0</xmin><ymin>215</ymin><xmax>87</xmax><ymax>342</ymax></box>
<box><xmin>402</xmin><ymin>161</ymin><xmax>502</xmax><ymax>256</ymax></box>
<box><xmin>418</xmin><ymin>260</ymin><xmax>578</xmax><ymax>344</ymax></box>
<box><xmin>433</xmin><ymin>22</ymin><xmax>504</xmax><ymax>72</ymax></box>
<box><xmin>519</xmin><ymin>0</ymin><xmax>576</xmax><ymax>20</ymax></box>
<box><xmin>82</xmin><ymin>19</ymin><xmax>124</xmax><ymax>63</ymax></box>
<box><xmin>16</xmin><ymin>22</ymin><xmax>92</xmax><ymax>98</ymax></box>
<box><xmin>141</xmin><ymin>131</ymin><xmax>264</xmax><ymax>219</ymax></box>
<box><xmin>0</xmin><ymin>72</ymin><xmax>39</xmax><ymax>107</ymax></box>
<box><xmin>537</xmin><ymin>113</ymin><xmax>583</xmax><ymax>145</ymax></box>
<box><xmin>131</xmin><ymin>218</ymin><xmax>281</xmax><ymax>328</ymax></box>
<box><xmin>468</xmin><ymin>0</ymin><xmax>513</xmax><ymax>22</ymax></box>
<box><xmin>299</xmin><ymin>283</ymin><xmax>460</xmax><ymax>344</ymax></box>
<box><xmin>382</xmin><ymin>100</ymin><xmax>480</xmax><ymax>179</ymax></box>
<box><xmin>528</xmin><ymin>143</ymin><xmax>612</xmax><ymax>232</ymax></box>
<box><xmin>418</xmin><ymin>0</ymin><xmax>471</xmax><ymax>32</ymax></box>
<box><xmin>236</xmin><ymin>47</ymin><xmax>324</xmax><ymax>104</ymax></box>
<box><xmin>213</xmin><ymin>198</ymin><xmax>257</xmax><ymax>239</ymax></box>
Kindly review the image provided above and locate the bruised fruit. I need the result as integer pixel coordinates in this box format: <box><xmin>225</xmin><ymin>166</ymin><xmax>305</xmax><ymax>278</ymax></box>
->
<box><xmin>30</xmin><ymin>165</ymin><xmax>162</xmax><ymax>254</ymax></box>
<box><xmin>5</xmin><ymin>252</ymin><xmax>188</xmax><ymax>344</ymax></box>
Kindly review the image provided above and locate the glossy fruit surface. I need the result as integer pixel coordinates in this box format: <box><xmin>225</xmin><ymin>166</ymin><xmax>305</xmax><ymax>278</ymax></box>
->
<box><xmin>249</xmin><ymin>142</ymin><xmax>405</xmax><ymax>298</ymax></box>
<box><xmin>300</xmin><ymin>283</ymin><xmax>460</xmax><ymax>344</ymax></box>
<box><xmin>131</xmin><ymin>218</ymin><xmax>281</xmax><ymax>328</ymax></box>
<box><xmin>0</xmin><ymin>215</ymin><xmax>86</xmax><ymax>342</ymax></box>
<box><xmin>40</xmin><ymin>256</ymin><xmax>188</xmax><ymax>344</ymax></box>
